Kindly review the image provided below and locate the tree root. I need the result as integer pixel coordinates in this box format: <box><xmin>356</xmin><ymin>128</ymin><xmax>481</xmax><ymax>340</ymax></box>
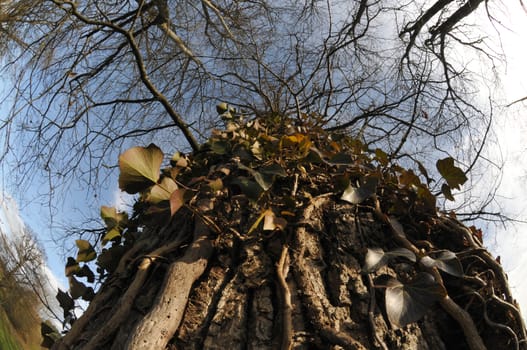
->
<box><xmin>125</xmin><ymin>218</ymin><xmax>212</xmax><ymax>349</ymax></box>
<box><xmin>81</xmin><ymin>229</ymin><xmax>190</xmax><ymax>350</ymax></box>
<box><xmin>276</xmin><ymin>244</ymin><xmax>292</xmax><ymax>350</ymax></box>
<box><xmin>373</xmin><ymin>197</ymin><xmax>487</xmax><ymax>350</ymax></box>
<box><xmin>366</xmin><ymin>274</ymin><xmax>389</xmax><ymax>350</ymax></box>
<box><xmin>440</xmin><ymin>296</ymin><xmax>487</xmax><ymax>350</ymax></box>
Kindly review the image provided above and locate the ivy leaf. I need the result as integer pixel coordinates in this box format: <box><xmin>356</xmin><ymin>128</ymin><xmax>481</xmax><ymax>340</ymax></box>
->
<box><xmin>230</xmin><ymin>177</ymin><xmax>263</xmax><ymax>200</ymax></box>
<box><xmin>102</xmin><ymin>227</ymin><xmax>122</xmax><ymax>245</ymax></box>
<box><xmin>75</xmin><ymin>239</ymin><xmax>96</xmax><ymax>262</ymax></box>
<box><xmin>384</xmin><ymin>273</ymin><xmax>445</xmax><ymax>327</ymax></box>
<box><xmin>100</xmin><ymin>206</ymin><xmax>128</xmax><ymax>230</ymax></box>
<box><xmin>436</xmin><ymin>157</ymin><xmax>467</xmax><ymax>190</ymax></box>
<box><xmin>209</xmin><ymin>139</ymin><xmax>231</xmax><ymax>155</ymax></box>
<box><xmin>363</xmin><ymin>247</ymin><xmax>416</xmax><ymax>273</ymax></box>
<box><xmin>56</xmin><ymin>289</ymin><xmax>74</xmax><ymax>314</ymax></box>
<box><xmin>375</xmin><ymin>148</ymin><xmax>389</xmax><ymax>166</ymax></box>
<box><xmin>416</xmin><ymin>185</ymin><xmax>437</xmax><ymax>212</ymax></box>
<box><xmin>170</xmin><ymin>188</ymin><xmax>187</xmax><ymax>216</ymax></box>
<box><xmin>97</xmin><ymin>245</ymin><xmax>127</xmax><ymax>274</ymax></box>
<box><xmin>250</xmin><ymin>140</ymin><xmax>263</xmax><ymax>160</ymax></box>
<box><xmin>341</xmin><ymin>176</ymin><xmax>378</xmax><ymax>204</ymax></box>
<box><xmin>40</xmin><ymin>321</ymin><xmax>61</xmax><ymax>348</ymax></box>
<box><xmin>76</xmin><ymin>264</ymin><xmax>95</xmax><ymax>283</ymax></box>
<box><xmin>207</xmin><ymin>178</ymin><xmax>224</xmax><ymax>192</ymax></box>
<box><xmin>170</xmin><ymin>151</ymin><xmax>188</xmax><ymax>168</ymax></box>
<box><xmin>416</xmin><ymin>160</ymin><xmax>432</xmax><ymax>184</ymax></box>
<box><xmin>238</xmin><ymin>163</ymin><xmax>274</xmax><ymax>190</ymax></box>
<box><xmin>441</xmin><ymin>183</ymin><xmax>455</xmax><ymax>201</ymax></box>
<box><xmin>260</xmin><ymin>163</ymin><xmax>287</xmax><ymax>177</ymax></box>
<box><xmin>329</xmin><ymin>153</ymin><xmax>353</xmax><ymax>165</ymax></box>
<box><xmin>146</xmin><ymin>177</ymin><xmax>178</xmax><ymax>203</ymax></box>
<box><xmin>65</xmin><ymin>257</ymin><xmax>80</xmax><ymax>277</ymax></box>
<box><xmin>420</xmin><ymin>251</ymin><xmax>463</xmax><ymax>277</ymax></box>
<box><xmin>118</xmin><ymin>144</ymin><xmax>164</xmax><ymax>194</ymax></box>
<box><xmin>399</xmin><ymin>169</ymin><xmax>421</xmax><ymax>187</ymax></box>
<box><xmin>281</xmin><ymin>133</ymin><xmax>312</xmax><ymax>156</ymax></box>
<box><xmin>333</xmin><ymin>174</ymin><xmax>350</xmax><ymax>192</ymax></box>
<box><xmin>69</xmin><ymin>276</ymin><xmax>94</xmax><ymax>301</ymax></box>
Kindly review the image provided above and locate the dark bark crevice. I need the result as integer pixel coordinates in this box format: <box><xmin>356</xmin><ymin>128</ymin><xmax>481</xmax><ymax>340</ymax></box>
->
<box><xmin>52</xmin><ymin>192</ymin><xmax>527</xmax><ymax>350</ymax></box>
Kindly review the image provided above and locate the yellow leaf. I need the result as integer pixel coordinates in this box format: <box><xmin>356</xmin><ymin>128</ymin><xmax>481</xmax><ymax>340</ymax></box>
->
<box><xmin>75</xmin><ymin>240</ymin><xmax>96</xmax><ymax>262</ymax></box>
<box><xmin>102</xmin><ymin>227</ymin><xmax>122</xmax><ymax>246</ymax></box>
<box><xmin>118</xmin><ymin>144</ymin><xmax>164</xmax><ymax>194</ymax></box>
<box><xmin>146</xmin><ymin>177</ymin><xmax>178</xmax><ymax>203</ymax></box>
<box><xmin>100</xmin><ymin>206</ymin><xmax>128</xmax><ymax>229</ymax></box>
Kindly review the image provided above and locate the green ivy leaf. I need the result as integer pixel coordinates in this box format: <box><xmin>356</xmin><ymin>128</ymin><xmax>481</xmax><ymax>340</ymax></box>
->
<box><xmin>341</xmin><ymin>176</ymin><xmax>378</xmax><ymax>204</ymax></box>
<box><xmin>102</xmin><ymin>227</ymin><xmax>122</xmax><ymax>245</ymax></box>
<box><xmin>69</xmin><ymin>276</ymin><xmax>94</xmax><ymax>301</ymax></box>
<box><xmin>416</xmin><ymin>160</ymin><xmax>432</xmax><ymax>184</ymax></box>
<box><xmin>384</xmin><ymin>273</ymin><xmax>445</xmax><ymax>327</ymax></box>
<box><xmin>40</xmin><ymin>321</ymin><xmax>61</xmax><ymax>348</ymax></box>
<box><xmin>436</xmin><ymin>157</ymin><xmax>467</xmax><ymax>190</ymax></box>
<box><xmin>97</xmin><ymin>245</ymin><xmax>127</xmax><ymax>274</ymax></box>
<box><xmin>207</xmin><ymin>178</ymin><xmax>224</xmax><ymax>192</ymax></box>
<box><xmin>170</xmin><ymin>151</ymin><xmax>188</xmax><ymax>168</ymax></box>
<box><xmin>416</xmin><ymin>185</ymin><xmax>437</xmax><ymax>212</ymax></box>
<box><xmin>362</xmin><ymin>247</ymin><xmax>416</xmax><ymax>273</ymax></box>
<box><xmin>375</xmin><ymin>148</ymin><xmax>389</xmax><ymax>166</ymax></box>
<box><xmin>329</xmin><ymin>153</ymin><xmax>353</xmax><ymax>165</ymax></box>
<box><xmin>420</xmin><ymin>250</ymin><xmax>463</xmax><ymax>277</ymax></box>
<box><xmin>230</xmin><ymin>177</ymin><xmax>263</xmax><ymax>200</ymax></box>
<box><xmin>399</xmin><ymin>169</ymin><xmax>421</xmax><ymax>187</ymax></box>
<box><xmin>260</xmin><ymin>163</ymin><xmax>287</xmax><ymax>177</ymax></box>
<box><xmin>118</xmin><ymin>144</ymin><xmax>164</xmax><ymax>194</ymax></box>
<box><xmin>238</xmin><ymin>163</ymin><xmax>274</xmax><ymax>191</ymax></box>
<box><xmin>76</xmin><ymin>264</ymin><xmax>95</xmax><ymax>283</ymax></box>
<box><xmin>209</xmin><ymin>139</ymin><xmax>231</xmax><ymax>155</ymax></box>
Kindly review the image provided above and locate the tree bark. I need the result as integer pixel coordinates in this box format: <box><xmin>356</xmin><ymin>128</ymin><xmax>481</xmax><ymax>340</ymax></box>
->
<box><xmin>52</xmin><ymin>194</ymin><xmax>527</xmax><ymax>349</ymax></box>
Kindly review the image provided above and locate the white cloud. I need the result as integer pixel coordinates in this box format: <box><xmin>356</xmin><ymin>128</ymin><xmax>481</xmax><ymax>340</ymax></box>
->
<box><xmin>472</xmin><ymin>1</ymin><xmax>527</xmax><ymax>318</ymax></box>
<box><xmin>112</xmin><ymin>187</ymin><xmax>135</xmax><ymax>213</ymax></box>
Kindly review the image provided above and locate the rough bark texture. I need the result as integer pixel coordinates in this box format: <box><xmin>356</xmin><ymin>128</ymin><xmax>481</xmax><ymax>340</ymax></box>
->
<box><xmin>51</xmin><ymin>119</ymin><xmax>527</xmax><ymax>350</ymax></box>
<box><xmin>52</xmin><ymin>194</ymin><xmax>527</xmax><ymax>349</ymax></box>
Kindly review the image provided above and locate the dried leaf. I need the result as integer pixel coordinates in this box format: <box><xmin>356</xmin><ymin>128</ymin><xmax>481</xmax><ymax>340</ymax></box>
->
<box><xmin>170</xmin><ymin>188</ymin><xmax>187</xmax><ymax>216</ymax></box>
<box><xmin>436</xmin><ymin>157</ymin><xmax>467</xmax><ymax>190</ymax></box>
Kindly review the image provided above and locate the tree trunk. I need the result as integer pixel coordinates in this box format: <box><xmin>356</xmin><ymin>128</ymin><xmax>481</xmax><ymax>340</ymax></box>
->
<box><xmin>50</xmin><ymin>120</ymin><xmax>527</xmax><ymax>350</ymax></box>
<box><xmin>51</xmin><ymin>197</ymin><xmax>526</xmax><ymax>350</ymax></box>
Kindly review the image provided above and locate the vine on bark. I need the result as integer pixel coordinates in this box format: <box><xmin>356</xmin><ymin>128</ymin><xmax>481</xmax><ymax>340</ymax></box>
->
<box><xmin>44</xmin><ymin>108</ymin><xmax>527</xmax><ymax>349</ymax></box>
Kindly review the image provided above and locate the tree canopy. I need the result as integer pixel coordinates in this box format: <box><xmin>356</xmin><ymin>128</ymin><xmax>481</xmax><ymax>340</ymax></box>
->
<box><xmin>0</xmin><ymin>0</ymin><xmax>511</xmax><ymax>222</ymax></box>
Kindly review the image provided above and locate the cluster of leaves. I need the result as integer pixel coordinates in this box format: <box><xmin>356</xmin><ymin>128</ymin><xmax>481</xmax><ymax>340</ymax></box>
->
<box><xmin>56</xmin><ymin>108</ymin><xmax>469</xmax><ymax>330</ymax></box>
<box><xmin>362</xmin><ymin>246</ymin><xmax>463</xmax><ymax>327</ymax></box>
